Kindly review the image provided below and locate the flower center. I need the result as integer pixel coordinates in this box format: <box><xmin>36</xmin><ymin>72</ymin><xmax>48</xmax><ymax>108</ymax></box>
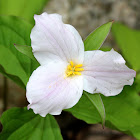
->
<box><xmin>65</xmin><ymin>61</ymin><xmax>84</xmax><ymax>77</ymax></box>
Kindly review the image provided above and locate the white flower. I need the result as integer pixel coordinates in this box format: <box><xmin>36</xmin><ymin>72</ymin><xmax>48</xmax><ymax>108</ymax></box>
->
<box><xmin>26</xmin><ymin>12</ymin><xmax>136</xmax><ymax>117</ymax></box>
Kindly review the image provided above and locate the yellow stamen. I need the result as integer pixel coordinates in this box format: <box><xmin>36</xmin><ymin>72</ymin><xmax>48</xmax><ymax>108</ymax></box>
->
<box><xmin>75</xmin><ymin>64</ymin><xmax>83</xmax><ymax>68</ymax></box>
<box><xmin>68</xmin><ymin>65</ymin><xmax>72</xmax><ymax>70</ymax></box>
<box><xmin>74</xmin><ymin>72</ymin><xmax>81</xmax><ymax>75</ymax></box>
<box><xmin>70</xmin><ymin>61</ymin><xmax>74</xmax><ymax>67</ymax></box>
<box><xmin>67</xmin><ymin>71</ymin><xmax>73</xmax><ymax>75</ymax></box>
<box><xmin>65</xmin><ymin>61</ymin><xmax>84</xmax><ymax>77</ymax></box>
<box><xmin>75</xmin><ymin>68</ymin><xmax>84</xmax><ymax>71</ymax></box>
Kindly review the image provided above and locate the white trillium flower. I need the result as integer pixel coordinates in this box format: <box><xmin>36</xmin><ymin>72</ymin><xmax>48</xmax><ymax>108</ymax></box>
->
<box><xmin>26</xmin><ymin>12</ymin><xmax>136</xmax><ymax>117</ymax></box>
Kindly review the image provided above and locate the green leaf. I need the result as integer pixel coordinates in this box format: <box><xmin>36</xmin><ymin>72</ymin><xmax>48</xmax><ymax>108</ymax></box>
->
<box><xmin>84</xmin><ymin>92</ymin><xmax>105</xmax><ymax>126</ymax></box>
<box><xmin>100</xmin><ymin>46</ymin><xmax>112</xmax><ymax>51</ymax></box>
<box><xmin>84</xmin><ymin>21</ymin><xmax>113</xmax><ymax>51</ymax></box>
<box><xmin>66</xmin><ymin>93</ymin><xmax>101</xmax><ymax>125</ymax></box>
<box><xmin>112</xmin><ymin>23</ymin><xmax>140</xmax><ymax>71</ymax></box>
<box><xmin>67</xmin><ymin>86</ymin><xmax>140</xmax><ymax>139</ymax></box>
<box><xmin>0</xmin><ymin>45</ymin><xmax>28</xmax><ymax>87</ymax></box>
<box><xmin>0</xmin><ymin>16</ymin><xmax>39</xmax><ymax>86</ymax></box>
<box><xmin>0</xmin><ymin>64</ymin><xmax>25</xmax><ymax>88</ymax></box>
<box><xmin>0</xmin><ymin>0</ymin><xmax>49</xmax><ymax>24</ymax></box>
<box><xmin>0</xmin><ymin>108</ymin><xmax>63</xmax><ymax>140</ymax></box>
<box><xmin>102</xmin><ymin>86</ymin><xmax>140</xmax><ymax>139</ymax></box>
<box><xmin>15</xmin><ymin>44</ymin><xmax>38</xmax><ymax>62</ymax></box>
<box><xmin>66</xmin><ymin>92</ymin><xmax>106</xmax><ymax>126</ymax></box>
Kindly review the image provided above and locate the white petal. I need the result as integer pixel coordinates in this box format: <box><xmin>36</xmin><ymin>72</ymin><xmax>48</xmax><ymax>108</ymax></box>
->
<box><xmin>26</xmin><ymin>62</ymin><xmax>83</xmax><ymax>117</ymax></box>
<box><xmin>31</xmin><ymin>12</ymin><xmax>84</xmax><ymax>65</ymax></box>
<box><xmin>83</xmin><ymin>49</ymin><xmax>136</xmax><ymax>96</ymax></box>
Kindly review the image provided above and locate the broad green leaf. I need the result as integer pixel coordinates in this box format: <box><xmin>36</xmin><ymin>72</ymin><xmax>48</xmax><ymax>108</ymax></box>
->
<box><xmin>67</xmin><ymin>86</ymin><xmax>140</xmax><ymax>139</ymax></box>
<box><xmin>84</xmin><ymin>21</ymin><xmax>113</xmax><ymax>51</ymax></box>
<box><xmin>0</xmin><ymin>64</ymin><xmax>25</xmax><ymax>88</ymax></box>
<box><xmin>15</xmin><ymin>44</ymin><xmax>38</xmax><ymax>62</ymax></box>
<box><xmin>0</xmin><ymin>45</ymin><xmax>27</xmax><ymax>87</ymax></box>
<box><xmin>84</xmin><ymin>92</ymin><xmax>105</xmax><ymax>126</ymax></box>
<box><xmin>0</xmin><ymin>108</ymin><xmax>63</xmax><ymax>140</ymax></box>
<box><xmin>112</xmin><ymin>23</ymin><xmax>140</xmax><ymax>71</ymax></box>
<box><xmin>100</xmin><ymin>46</ymin><xmax>111</xmax><ymax>51</ymax></box>
<box><xmin>66</xmin><ymin>92</ymin><xmax>105</xmax><ymax>126</ymax></box>
<box><xmin>0</xmin><ymin>0</ymin><xmax>49</xmax><ymax>23</ymax></box>
<box><xmin>102</xmin><ymin>86</ymin><xmax>140</xmax><ymax>139</ymax></box>
<box><xmin>66</xmin><ymin>93</ymin><xmax>101</xmax><ymax>125</ymax></box>
<box><xmin>0</xmin><ymin>16</ymin><xmax>39</xmax><ymax>86</ymax></box>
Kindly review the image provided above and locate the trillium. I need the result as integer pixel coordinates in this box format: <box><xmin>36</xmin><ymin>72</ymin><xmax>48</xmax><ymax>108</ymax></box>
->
<box><xmin>26</xmin><ymin>12</ymin><xmax>136</xmax><ymax>117</ymax></box>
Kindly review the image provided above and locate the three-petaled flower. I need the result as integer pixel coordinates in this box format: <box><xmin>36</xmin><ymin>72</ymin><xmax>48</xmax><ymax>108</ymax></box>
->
<box><xmin>26</xmin><ymin>12</ymin><xmax>136</xmax><ymax>117</ymax></box>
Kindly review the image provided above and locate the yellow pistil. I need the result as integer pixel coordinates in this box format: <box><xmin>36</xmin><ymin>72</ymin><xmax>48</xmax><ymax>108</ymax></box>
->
<box><xmin>65</xmin><ymin>61</ymin><xmax>84</xmax><ymax>77</ymax></box>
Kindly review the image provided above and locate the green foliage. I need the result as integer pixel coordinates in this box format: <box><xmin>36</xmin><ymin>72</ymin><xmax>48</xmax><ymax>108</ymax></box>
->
<box><xmin>67</xmin><ymin>93</ymin><xmax>101</xmax><ymax>124</ymax></box>
<box><xmin>15</xmin><ymin>44</ymin><xmax>38</xmax><ymax>62</ymax></box>
<box><xmin>111</xmin><ymin>23</ymin><xmax>140</xmax><ymax>138</ymax></box>
<box><xmin>84</xmin><ymin>21</ymin><xmax>113</xmax><ymax>51</ymax></box>
<box><xmin>0</xmin><ymin>45</ymin><xmax>27</xmax><ymax>88</ymax></box>
<box><xmin>66</xmin><ymin>92</ymin><xmax>105</xmax><ymax>126</ymax></box>
<box><xmin>0</xmin><ymin>64</ymin><xmax>25</xmax><ymax>88</ymax></box>
<box><xmin>0</xmin><ymin>108</ymin><xmax>63</xmax><ymax>140</ymax></box>
<box><xmin>0</xmin><ymin>16</ymin><xmax>39</xmax><ymax>87</ymax></box>
<box><xmin>112</xmin><ymin>23</ymin><xmax>140</xmax><ymax>71</ymax></box>
<box><xmin>84</xmin><ymin>92</ymin><xmax>105</xmax><ymax>126</ymax></box>
<box><xmin>0</xmin><ymin>0</ymin><xmax>49</xmax><ymax>24</ymax></box>
<box><xmin>68</xmin><ymin>86</ymin><xmax>140</xmax><ymax>139</ymax></box>
<box><xmin>102</xmin><ymin>86</ymin><xmax>140</xmax><ymax>139</ymax></box>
